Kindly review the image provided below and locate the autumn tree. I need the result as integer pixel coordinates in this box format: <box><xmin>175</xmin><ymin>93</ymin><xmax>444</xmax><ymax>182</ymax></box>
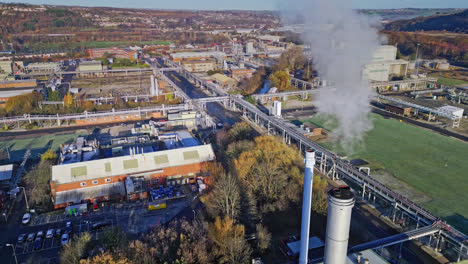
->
<box><xmin>41</xmin><ymin>149</ymin><xmax>57</xmax><ymax>161</ymax></box>
<box><xmin>60</xmin><ymin>232</ymin><xmax>92</xmax><ymax>264</ymax></box>
<box><xmin>208</xmin><ymin>217</ymin><xmax>252</xmax><ymax>264</ymax></box>
<box><xmin>47</xmin><ymin>90</ymin><xmax>61</xmax><ymax>101</ymax></box>
<box><xmin>269</xmin><ymin>70</ymin><xmax>290</xmax><ymax>91</ymax></box>
<box><xmin>256</xmin><ymin>224</ymin><xmax>272</xmax><ymax>253</ymax></box>
<box><xmin>63</xmin><ymin>92</ymin><xmax>73</xmax><ymax>107</ymax></box>
<box><xmin>80</xmin><ymin>253</ymin><xmax>130</xmax><ymax>264</ymax></box>
<box><xmin>205</xmin><ymin>173</ymin><xmax>241</xmax><ymax>221</ymax></box>
<box><xmin>23</xmin><ymin>160</ymin><xmax>53</xmax><ymax>209</ymax></box>
<box><xmin>5</xmin><ymin>92</ymin><xmax>42</xmax><ymax>114</ymax></box>
<box><xmin>228</xmin><ymin>122</ymin><xmax>252</xmax><ymax>142</ymax></box>
<box><xmin>238</xmin><ymin>66</ymin><xmax>267</xmax><ymax>95</ymax></box>
<box><xmin>311</xmin><ymin>175</ymin><xmax>328</xmax><ymax>215</ymax></box>
<box><xmin>234</xmin><ymin>135</ymin><xmax>302</xmax><ymax>214</ymax></box>
<box><xmin>273</xmin><ymin>46</ymin><xmax>306</xmax><ymax>72</ymax></box>
<box><xmin>128</xmin><ymin>219</ymin><xmax>213</xmax><ymax>264</ymax></box>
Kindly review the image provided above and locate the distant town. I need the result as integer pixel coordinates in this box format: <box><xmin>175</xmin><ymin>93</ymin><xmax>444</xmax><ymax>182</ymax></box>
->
<box><xmin>0</xmin><ymin>2</ymin><xmax>467</xmax><ymax>264</ymax></box>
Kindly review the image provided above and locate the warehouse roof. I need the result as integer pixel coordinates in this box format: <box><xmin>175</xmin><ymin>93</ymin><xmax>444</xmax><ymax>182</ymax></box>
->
<box><xmin>51</xmin><ymin>144</ymin><xmax>215</xmax><ymax>185</ymax></box>
<box><xmin>0</xmin><ymin>164</ymin><xmax>13</xmax><ymax>181</ymax></box>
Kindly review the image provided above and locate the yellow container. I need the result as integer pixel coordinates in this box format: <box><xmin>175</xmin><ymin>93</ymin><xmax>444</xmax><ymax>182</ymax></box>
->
<box><xmin>148</xmin><ymin>203</ymin><xmax>167</xmax><ymax>211</ymax></box>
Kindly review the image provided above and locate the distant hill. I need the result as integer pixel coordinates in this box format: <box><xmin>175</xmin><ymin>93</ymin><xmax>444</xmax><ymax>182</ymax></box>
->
<box><xmin>384</xmin><ymin>9</ymin><xmax>468</xmax><ymax>33</ymax></box>
<box><xmin>359</xmin><ymin>8</ymin><xmax>463</xmax><ymax>22</ymax></box>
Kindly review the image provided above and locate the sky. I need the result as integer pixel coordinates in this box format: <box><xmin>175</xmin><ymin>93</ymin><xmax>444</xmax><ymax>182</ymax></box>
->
<box><xmin>3</xmin><ymin>0</ymin><xmax>468</xmax><ymax>10</ymax></box>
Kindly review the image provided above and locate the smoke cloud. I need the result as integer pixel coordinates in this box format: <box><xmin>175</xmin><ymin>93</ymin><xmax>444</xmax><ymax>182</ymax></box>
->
<box><xmin>281</xmin><ymin>0</ymin><xmax>382</xmax><ymax>151</ymax></box>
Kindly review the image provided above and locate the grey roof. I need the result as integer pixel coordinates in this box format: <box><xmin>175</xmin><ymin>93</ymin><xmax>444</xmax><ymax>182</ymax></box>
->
<box><xmin>52</xmin><ymin>144</ymin><xmax>215</xmax><ymax>185</ymax></box>
<box><xmin>0</xmin><ymin>164</ymin><xmax>13</xmax><ymax>181</ymax></box>
<box><xmin>55</xmin><ymin>182</ymin><xmax>125</xmax><ymax>205</ymax></box>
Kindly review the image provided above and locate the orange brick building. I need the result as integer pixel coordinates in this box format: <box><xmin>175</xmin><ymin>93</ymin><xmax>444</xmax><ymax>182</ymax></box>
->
<box><xmin>50</xmin><ymin>144</ymin><xmax>215</xmax><ymax>209</ymax></box>
<box><xmin>230</xmin><ymin>68</ymin><xmax>255</xmax><ymax>81</ymax></box>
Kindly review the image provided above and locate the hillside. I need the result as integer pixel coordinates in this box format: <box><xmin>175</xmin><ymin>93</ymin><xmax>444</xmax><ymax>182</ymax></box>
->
<box><xmin>385</xmin><ymin>9</ymin><xmax>468</xmax><ymax>33</ymax></box>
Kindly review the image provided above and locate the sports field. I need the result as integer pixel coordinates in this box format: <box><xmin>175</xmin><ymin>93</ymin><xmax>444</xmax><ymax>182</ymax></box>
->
<box><xmin>0</xmin><ymin>132</ymin><xmax>85</xmax><ymax>162</ymax></box>
<box><xmin>301</xmin><ymin>113</ymin><xmax>468</xmax><ymax>233</ymax></box>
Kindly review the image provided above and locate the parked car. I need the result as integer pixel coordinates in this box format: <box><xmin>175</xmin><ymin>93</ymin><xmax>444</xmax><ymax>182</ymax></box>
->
<box><xmin>55</xmin><ymin>228</ymin><xmax>62</xmax><ymax>237</ymax></box>
<box><xmin>46</xmin><ymin>229</ymin><xmax>55</xmax><ymax>239</ymax></box>
<box><xmin>36</xmin><ymin>230</ymin><xmax>44</xmax><ymax>238</ymax></box>
<box><xmin>22</xmin><ymin>213</ymin><xmax>31</xmax><ymax>225</ymax></box>
<box><xmin>27</xmin><ymin>232</ymin><xmax>35</xmax><ymax>242</ymax></box>
<box><xmin>91</xmin><ymin>220</ymin><xmax>111</xmax><ymax>230</ymax></box>
<box><xmin>61</xmin><ymin>234</ymin><xmax>69</xmax><ymax>245</ymax></box>
<box><xmin>33</xmin><ymin>237</ymin><xmax>42</xmax><ymax>250</ymax></box>
<box><xmin>17</xmin><ymin>234</ymin><xmax>26</xmax><ymax>244</ymax></box>
<box><xmin>65</xmin><ymin>221</ymin><xmax>72</xmax><ymax>234</ymax></box>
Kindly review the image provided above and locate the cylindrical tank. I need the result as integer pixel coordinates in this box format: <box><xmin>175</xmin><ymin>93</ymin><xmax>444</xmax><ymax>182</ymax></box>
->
<box><xmin>299</xmin><ymin>151</ymin><xmax>315</xmax><ymax>264</ymax></box>
<box><xmin>324</xmin><ymin>186</ymin><xmax>355</xmax><ymax>264</ymax></box>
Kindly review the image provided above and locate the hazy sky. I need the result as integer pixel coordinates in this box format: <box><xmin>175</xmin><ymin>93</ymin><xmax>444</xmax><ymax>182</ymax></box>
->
<box><xmin>4</xmin><ymin>0</ymin><xmax>468</xmax><ymax>10</ymax></box>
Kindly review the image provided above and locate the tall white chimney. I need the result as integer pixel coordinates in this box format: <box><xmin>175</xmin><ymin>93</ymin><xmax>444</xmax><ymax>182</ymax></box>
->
<box><xmin>324</xmin><ymin>186</ymin><xmax>355</xmax><ymax>264</ymax></box>
<box><xmin>150</xmin><ymin>74</ymin><xmax>155</xmax><ymax>96</ymax></box>
<box><xmin>299</xmin><ymin>150</ymin><xmax>315</xmax><ymax>264</ymax></box>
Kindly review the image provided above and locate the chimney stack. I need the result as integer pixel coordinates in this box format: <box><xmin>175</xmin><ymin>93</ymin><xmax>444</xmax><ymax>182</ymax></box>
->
<box><xmin>150</xmin><ymin>74</ymin><xmax>155</xmax><ymax>96</ymax></box>
<box><xmin>324</xmin><ymin>186</ymin><xmax>355</xmax><ymax>264</ymax></box>
<box><xmin>299</xmin><ymin>151</ymin><xmax>315</xmax><ymax>264</ymax></box>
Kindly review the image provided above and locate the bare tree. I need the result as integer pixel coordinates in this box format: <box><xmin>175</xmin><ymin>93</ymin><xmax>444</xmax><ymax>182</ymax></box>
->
<box><xmin>206</xmin><ymin>173</ymin><xmax>241</xmax><ymax>221</ymax></box>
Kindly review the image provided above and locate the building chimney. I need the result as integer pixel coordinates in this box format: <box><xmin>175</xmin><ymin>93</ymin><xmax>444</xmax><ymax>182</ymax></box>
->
<box><xmin>324</xmin><ymin>186</ymin><xmax>355</xmax><ymax>264</ymax></box>
<box><xmin>299</xmin><ymin>151</ymin><xmax>315</xmax><ymax>264</ymax></box>
<box><xmin>150</xmin><ymin>74</ymin><xmax>155</xmax><ymax>96</ymax></box>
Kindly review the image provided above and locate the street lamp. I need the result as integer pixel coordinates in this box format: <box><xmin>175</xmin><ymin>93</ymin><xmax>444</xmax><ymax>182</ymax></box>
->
<box><xmin>6</xmin><ymin>244</ymin><xmax>18</xmax><ymax>264</ymax></box>
<box><xmin>18</xmin><ymin>186</ymin><xmax>29</xmax><ymax>211</ymax></box>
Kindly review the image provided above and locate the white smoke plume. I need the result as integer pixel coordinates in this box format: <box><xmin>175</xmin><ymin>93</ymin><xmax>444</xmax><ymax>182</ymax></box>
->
<box><xmin>281</xmin><ymin>0</ymin><xmax>382</xmax><ymax>151</ymax></box>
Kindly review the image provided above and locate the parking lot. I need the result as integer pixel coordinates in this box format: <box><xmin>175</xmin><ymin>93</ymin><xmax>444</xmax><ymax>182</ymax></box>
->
<box><xmin>3</xmin><ymin>198</ymin><xmax>189</xmax><ymax>264</ymax></box>
<box><xmin>6</xmin><ymin>214</ymin><xmax>116</xmax><ymax>263</ymax></box>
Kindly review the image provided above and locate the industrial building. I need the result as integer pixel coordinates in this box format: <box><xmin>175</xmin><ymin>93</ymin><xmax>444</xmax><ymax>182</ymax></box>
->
<box><xmin>170</xmin><ymin>51</ymin><xmax>226</xmax><ymax>62</ymax></box>
<box><xmin>77</xmin><ymin>60</ymin><xmax>103</xmax><ymax>72</ymax></box>
<box><xmin>0</xmin><ymin>164</ymin><xmax>13</xmax><ymax>188</ymax></box>
<box><xmin>181</xmin><ymin>59</ymin><xmax>216</xmax><ymax>73</ymax></box>
<box><xmin>24</xmin><ymin>62</ymin><xmax>61</xmax><ymax>73</ymax></box>
<box><xmin>364</xmin><ymin>45</ymin><xmax>409</xmax><ymax>82</ymax></box>
<box><xmin>208</xmin><ymin>73</ymin><xmax>237</xmax><ymax>90</ymax></box>
<box><xmin>230</xmin><ymin>67</ymin><xmax>255</xmax><ymax>81</ymax></box>
<box><xmin>50</xmin><ymin>136</ymin><xmax>215</xmax><ymax>208</ymax></box>
<box><xmin>88</xmin><ymin>47</ymin><xmax>140</xmax><ymax>60</ymax></box>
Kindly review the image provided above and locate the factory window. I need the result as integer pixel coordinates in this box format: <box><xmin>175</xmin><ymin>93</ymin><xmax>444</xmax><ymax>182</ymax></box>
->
<box><xmin>71</xmin><ymin>166</ymin><xmax>87</xmax><ymax>177</ymax></box>
<box><xmin>105</xmin><ymin>178</ymin><xmax>111</xmax><ymax>183</ymax></box>
<box><xmin>92</xmin><ymin>180</ymin><xmax>98</xmax><ymax>185</ymax></box>
<box><xmin>105</xmin><ymin>162</ymin><xmax>111</xmax><ymax>172</ymax></box>
<box><xmin>154</xmin><ymin>155</ymin><xmax>169</xmax><ymax>165</ymax></box>
<box><xmin>123</xmin><ymin>159</ymin><xmax>138</xmax><ymax>169</ymax></box>
<box><xmin>183</xmin><ymin>151</ymin><xmax>199</xmax><ymax>160</ymax></box>
<box><xmin>80</xmin><ymin>182</ymin><xmax>86</xmax><ymax>187</ymax></box>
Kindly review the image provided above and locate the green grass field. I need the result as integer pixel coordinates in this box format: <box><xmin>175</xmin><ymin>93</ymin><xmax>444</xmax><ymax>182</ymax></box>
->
<box><xmin>431</xmin><ymin>75</ymin><xmax>467</xmax><ymax>86</ymax></box>
<box><xmin>301</xmin><ymin>114</ymin><xmax>468</xmax><ymax>233</ymax></box>
<box><xmin>0</xmin><ymin>132</ymin><xmax>85</xmax><ymax>162</ymax></box>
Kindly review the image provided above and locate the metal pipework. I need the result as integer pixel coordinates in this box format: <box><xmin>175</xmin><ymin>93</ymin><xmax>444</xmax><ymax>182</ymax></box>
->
<box><xmin>324</xmin><ymin>186</ymin><xmax>355</xmax><ymax>264</ymax></box>
<box><xmin>299</xmin><ymin>150</ymin><xmax>316</xmax><ymax>264</ymax></box>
